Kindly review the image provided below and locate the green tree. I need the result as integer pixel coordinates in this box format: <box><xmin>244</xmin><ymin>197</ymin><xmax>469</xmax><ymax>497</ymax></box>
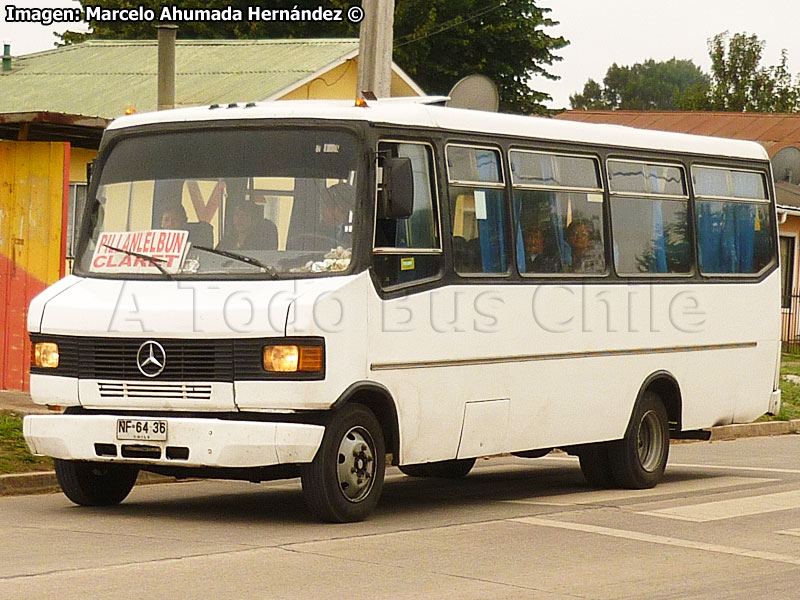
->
<box><xmin>679</xmin><ymin>32</ymin><xmax>800</xmax><ymax>112</ymax></box>
<box><xmin>568</xmin><ymin>78</ymin><xmax>605</xmax><ymax>109</ymax></box>
<box><xmin>59</xmin><ymin>0</ymin><xmax>568</xmax><ymax>115</ymax></box>
<box><xmin>570</xmin><ymin>59</ymin><xmax>708</xmax><ymax>110</ymax></box>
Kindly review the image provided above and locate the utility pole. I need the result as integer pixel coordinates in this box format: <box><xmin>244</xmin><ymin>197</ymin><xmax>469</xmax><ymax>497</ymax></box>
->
<box><xmin>157</xmin><ymin>24</ymin><xmax>177</xmax><ymax>111</ymax></box>
<box><xmin>356</xmin><ymin>0</ymin><xmax>394</xmax><ymax>99</ymax></box>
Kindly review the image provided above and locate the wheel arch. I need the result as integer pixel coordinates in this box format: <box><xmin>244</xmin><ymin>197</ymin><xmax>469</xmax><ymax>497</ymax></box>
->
<box><xmin>332</xmin><ymin>381</ymin><xmax>400</xmax><ymax>464</ymax></box>
<box><xmin>636</xmin><ymin>370</ymin><xmax>682</xmax><ymax>433</ymax></box>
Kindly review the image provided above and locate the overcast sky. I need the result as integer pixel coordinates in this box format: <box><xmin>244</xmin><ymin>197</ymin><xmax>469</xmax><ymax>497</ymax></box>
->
<box><xmin>2</xmin><ymin>0</ymin><xmax>799</xmax><ymax>110</ymax></box>
<box><xmin>536</xmin><ymin>0</ymin><xmax>800</xmax><ymax>108</ymax></box>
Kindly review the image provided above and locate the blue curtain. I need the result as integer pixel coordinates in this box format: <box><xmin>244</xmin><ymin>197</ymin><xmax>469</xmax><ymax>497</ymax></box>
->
<box><xmin>646</xmin><ymin>167</ymin><xmax>668</xmax><ymax>273</ymax></box>
<box><xmin>549</xmin><ymin>195</ymin><xmax>571</xmax><ymax>266</ymax></box>
<box><xmin>539</xmin><ymin>158</ymin><xmax>570</xmax><ymax>266</ymax></box>
<box><xmin>475</xmin><ymin>150</ymin><xmax>506</xmax><ymax>272</ymax></box>
<box><xmin>697</xmin><ymin>202</ymin><xmax>756</xmax><ymax>273</ymax></box>
<box><xmin>731</xmin><ymin>175</ymin><xmax>756</xmax><ymax>273</ymax></box>
<box><xmin>697</xmin><ymin>202</ymin><xmax>718</xmax><ymax>272</ymax></box>
<box><xmin>514</xmin><ymin>195</ymin><xmax>526</xmax><ymax>272</ymax></box>
<box><xmin>475</xmin><ymin>190</ymin><xmax>506</xmax><ymax>272</ymax></box>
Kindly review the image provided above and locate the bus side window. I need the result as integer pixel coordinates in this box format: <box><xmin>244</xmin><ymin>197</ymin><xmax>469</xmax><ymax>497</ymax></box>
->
<box><xmin>692</xmin><ymin>166</ymin><xmax>774</xmax><ymax>275</ymax></box>
<box><xmin>373</xmin><ymin>141</ymin><xmax>442</xmax><ymax>289</ymax></box>
<box><xmin>446</xmin><ymin>145</ymin><xmax>508</xmax><ymax>276</ymax></box>
<box><xmin>608</xmin><ymin>160</ymin><xmax>691</xmax><ymax>275</ymax></box>
<box><xmin>510</xmin><ymin>150</ymin><xmax>605</xmax><ymax>275</ymax></box>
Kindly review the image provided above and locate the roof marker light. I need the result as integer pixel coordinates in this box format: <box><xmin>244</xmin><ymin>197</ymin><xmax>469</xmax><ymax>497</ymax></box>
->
<box><xmin>355</xmin><ymin>97</ymin><xmax>369</xmax><ymax>108</ymax></box>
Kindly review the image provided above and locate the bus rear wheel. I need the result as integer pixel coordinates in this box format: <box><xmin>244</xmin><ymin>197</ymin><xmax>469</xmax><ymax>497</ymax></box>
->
<box><xmin>398</xmin><ymin>458</ymin><xmax>476</xmax><ymax>478</ymax></box>
<box><xmin>54</xmin><ymin>459</ymin><xmax>139</xmax><ymax>506</ymax></box>
<box><xmin>609</xmin><ymin>392</ymin><xmax>669</xmax><ymax>489</ymax></box>
<box><xmin>300</xmin><ymin>404</ymin><xmax>385</xmax><ymax>523</ymax></box>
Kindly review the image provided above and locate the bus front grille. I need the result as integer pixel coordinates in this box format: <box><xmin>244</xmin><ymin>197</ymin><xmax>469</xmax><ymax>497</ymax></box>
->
<box><xmin>98</xmin><ymin>381</ymin><xmax>213</xmax><ymax>401</ymax></box>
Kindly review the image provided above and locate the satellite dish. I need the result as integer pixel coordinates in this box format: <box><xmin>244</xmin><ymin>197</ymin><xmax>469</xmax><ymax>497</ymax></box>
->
<box><xmin>445</xmin><ymin>75</ymin><xmax>500</xmax><ymax>112</ymax></box>
<box><xmin>772</xmin><ymin>146</ymin><xmax>800</xmax><ymax>185</ymax></box>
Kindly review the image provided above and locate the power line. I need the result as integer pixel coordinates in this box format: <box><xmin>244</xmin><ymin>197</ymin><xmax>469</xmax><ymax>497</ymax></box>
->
<box><xmin>393</xmin><ymin>1</ymin><xmax>507</xmax><ymax>49</ymax></box>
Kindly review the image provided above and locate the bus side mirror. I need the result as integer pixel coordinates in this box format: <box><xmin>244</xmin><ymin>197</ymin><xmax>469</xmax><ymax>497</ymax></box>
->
<box><xmin>86</xmin><ymin>160</ymin><xmax>94</xmax><ymax>185</ymax></box>
<box><xmin>378</xmin><ymin>157</ymin><xmax>414</xmax><ymax>219</ymax></box>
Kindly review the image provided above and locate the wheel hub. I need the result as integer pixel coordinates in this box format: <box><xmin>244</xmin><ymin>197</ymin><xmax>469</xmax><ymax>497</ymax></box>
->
<box><xmin>637</xmin><ymin>409</ymin><xmax>665</xmax><ymax>472</ymax></box>
<box><xmin>336</xmin><ymin>426</ymin><xmax>376</xmax><ymax>503</ymax></box>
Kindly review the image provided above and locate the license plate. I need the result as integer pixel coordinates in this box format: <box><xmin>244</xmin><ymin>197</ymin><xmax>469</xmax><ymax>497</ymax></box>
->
<box><xmin>116</xmin><ymin>419</ymin><xmax>168</xmax><ymax>441</ymax></box>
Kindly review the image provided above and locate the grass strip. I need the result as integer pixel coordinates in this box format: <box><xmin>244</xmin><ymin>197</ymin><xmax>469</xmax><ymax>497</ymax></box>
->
<box><xmin>0</xmin><ymin>411</ymin><xmax>52</xmax><ymax>475</ymax></box>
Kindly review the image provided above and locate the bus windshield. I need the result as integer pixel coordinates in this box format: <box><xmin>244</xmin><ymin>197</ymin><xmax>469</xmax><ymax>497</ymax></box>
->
<box><xmin>75</xmin><ymin>128</ymin><xmax>360</xmax><ymax>278</ymax></box>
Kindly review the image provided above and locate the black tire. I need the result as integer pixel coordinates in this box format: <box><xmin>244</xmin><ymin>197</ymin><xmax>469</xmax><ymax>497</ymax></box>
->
<box><xmin>54</xmin><ymin>459</ymin><xmax>139</xmax><ymax>506</ymax></box>
<box><xmin>609</xmin><ymin>391</ymin><xmax>670</xmax><ymax>489</ymax></box>
<box><xmin>398</xmin><ymin>458</ymin><xmax>476</xmax><ymax>479</ymax></box>
<box><xmin>578</xmin><ymin>443</ymin><xmax>615</xmax><ymax>488</ymax></box>
<box><xmin>300</xmin><ymin>404</ymin><xmax>385</xmax><ymax>523</ymax></box>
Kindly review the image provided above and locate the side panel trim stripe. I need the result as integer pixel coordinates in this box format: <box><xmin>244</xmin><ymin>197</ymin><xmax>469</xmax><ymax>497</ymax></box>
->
<box><xmin>370</xmin><ymin>342</ymin><xmax>757</xmax><ymax>371</ymax></box>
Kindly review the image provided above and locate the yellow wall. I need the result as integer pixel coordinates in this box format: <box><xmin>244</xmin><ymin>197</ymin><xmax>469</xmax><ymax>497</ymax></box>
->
<box><xmin>279</xmin><ymin>59</ymin><xmax>421</xmax><ymax>100</ymax></box>
<box><xmin>68</xmin><ymin>147</ymin><xmax>97</xmax><ymax>183</ymax></box>
<box><xmin>0</xmin><ymin>141</ymin><xmax>66</xmax><ymax>285</ymax></box>
<box><xmin>1</xmin><ymin>141</ymin><xmax>67</xmax><ymax>389</ymax></box>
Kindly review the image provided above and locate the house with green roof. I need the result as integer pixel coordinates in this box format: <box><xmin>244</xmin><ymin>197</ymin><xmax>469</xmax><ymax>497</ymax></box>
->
<box><xmin>1</xmin><ymin>38</ymin><xmax>423</xmax><ymax>130</ymax></box>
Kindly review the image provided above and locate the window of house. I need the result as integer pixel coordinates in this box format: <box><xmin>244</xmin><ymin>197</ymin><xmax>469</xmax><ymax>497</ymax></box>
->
<box><xmin>66</xmin><ymin>182</ymin><xmax>88</xmax><ymax>259</ymax></box>
<box><xmin>780</xmin><ymin>235</ymin><xmax>795</xmax><ymax>309</ymax></box>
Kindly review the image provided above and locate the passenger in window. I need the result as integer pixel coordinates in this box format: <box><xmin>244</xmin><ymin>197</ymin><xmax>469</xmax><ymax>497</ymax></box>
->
<box><xmin>160</xmin><ymin>204</ymin><xmax>188</xmax><ymax>230</ymax></box>
<box><xmin>217</xmin><ymin>202</ymin><xmax>277</xmax><ymax>252</ymax></box>
<box><xmin>565</xmin><ymin>219</ymin><xmax>604</xmax><ymax>274</ymax></box>
<box><xmin>320</xmin><ymin>182</ymin><xmax>353</xmax><ymax>249</ymax></box>
<box><xmin>161</xmin><ymin>204</ymin><xmax>214</xmax><ymax>248</ymax></box>
<box><xmin>524</xmin><ymin>226</ymin><xmax>561</xmax><ymax>273</ymax></box>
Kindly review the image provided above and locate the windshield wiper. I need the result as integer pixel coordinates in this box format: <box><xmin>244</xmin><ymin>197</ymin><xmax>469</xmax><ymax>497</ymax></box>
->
<box><xmin>193</xmin><ymin>246</ymin><xmax>278</xmax><ymax>278</ymax></box>
<box><xmin>102</xmin><ymin>244</ymin><xmax>173</xmax><ymax>280</ymax></box>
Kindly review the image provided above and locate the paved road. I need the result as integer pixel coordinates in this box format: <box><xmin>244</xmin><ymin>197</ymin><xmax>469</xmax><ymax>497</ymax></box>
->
<box><xmin>2</xmin><ymin>436</ymin><xmax>800</xmax><ymax>599</ymax></box>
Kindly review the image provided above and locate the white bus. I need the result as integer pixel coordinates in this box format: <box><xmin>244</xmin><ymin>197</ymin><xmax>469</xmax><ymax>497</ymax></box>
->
<box><xmin>24</xmin><ymin>99</ymin><xmax>781</xmax><ymax>522</ymax></box>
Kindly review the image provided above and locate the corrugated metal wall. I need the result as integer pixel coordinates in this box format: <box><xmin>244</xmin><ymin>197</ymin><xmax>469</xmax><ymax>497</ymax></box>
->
<box><xmin>0</xmin><ymin>141</ymin><xmax>68</xmax><ymax>391</ymax></box>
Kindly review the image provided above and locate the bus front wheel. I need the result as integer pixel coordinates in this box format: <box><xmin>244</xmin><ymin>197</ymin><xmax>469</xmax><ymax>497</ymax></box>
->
<box><xmin>609</xmin><ymin>392</ymin><xmax>669</xmax><ymax>489</ymax></box>
<box><xmin>300</xmin><ymin>404</ymin><xmax>385</xmax><ymax>523</ymax></box>
<box><xmin>54</xmin><ymin>459</ymin><xmax>139</xmax><ymax>506</ymax></box>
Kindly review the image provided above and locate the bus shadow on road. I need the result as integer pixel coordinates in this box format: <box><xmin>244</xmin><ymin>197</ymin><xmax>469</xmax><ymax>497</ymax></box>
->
<box><xmin>85</xmin><ymin>457</ymin><xmax>735</xmax><ymax>526</ymax></box>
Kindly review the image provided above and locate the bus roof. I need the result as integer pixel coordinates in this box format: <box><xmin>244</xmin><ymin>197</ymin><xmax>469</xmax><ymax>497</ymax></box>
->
<box><xmin>107</xmin><ymin>99</ymin><xmax>769</xmax><ymax>162</ymax></box>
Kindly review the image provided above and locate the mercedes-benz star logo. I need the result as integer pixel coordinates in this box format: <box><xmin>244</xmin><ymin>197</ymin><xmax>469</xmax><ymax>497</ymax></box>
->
<box><xmin>136</xmin><ymin>341</ymin><xmax>166</xmax><ymax>378</ymax></box>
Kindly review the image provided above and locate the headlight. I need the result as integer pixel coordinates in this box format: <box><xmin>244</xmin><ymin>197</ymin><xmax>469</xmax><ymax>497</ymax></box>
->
<box><xmin>263</xmin><ymin>344</ymin><xmax>323</xmax><ymax>373</ymax></box>
<box><xmin>33</xmin><ymin>342</ymin><xmax>60</xmax><ymax>368</ymax></box>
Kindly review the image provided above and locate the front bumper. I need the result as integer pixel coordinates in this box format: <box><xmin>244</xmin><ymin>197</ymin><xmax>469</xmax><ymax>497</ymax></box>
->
<box><xmin>23</xmin><ymin>415</ymin><xmax>324</xmax><ymax>468</ymax></box>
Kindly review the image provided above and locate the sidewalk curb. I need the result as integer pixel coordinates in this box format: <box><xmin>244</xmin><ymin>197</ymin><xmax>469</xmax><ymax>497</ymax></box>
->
<box><xmin>708</xmin><ymin>419</ymin><xmax>800</xmax><ymax>441</ymax></box>
<box><xmin>3</xmin><ymin>420</ymin><xmax>800</xmax><ymax>497</ymax></box>
<box><xmin>0</xmin><ymin>470</ymin><xmax>175</xmax><ymax>497</ymax></box>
